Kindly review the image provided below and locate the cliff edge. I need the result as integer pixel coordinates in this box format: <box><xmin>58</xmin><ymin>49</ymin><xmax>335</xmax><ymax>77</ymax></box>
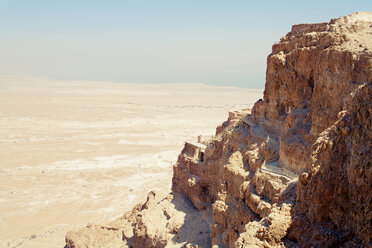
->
<box><xmin>65</xmin><ymin>12</ymin><xmax>372</xmax><ymax>248</ymax></box>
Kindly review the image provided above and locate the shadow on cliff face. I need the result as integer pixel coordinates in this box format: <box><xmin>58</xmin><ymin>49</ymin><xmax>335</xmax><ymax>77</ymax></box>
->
<box><xmin>276</xmin><ymin>181</ymin><xmax>301</xmax><ymax>247</ymax></box>
<box><xmin>278</xmin><ymin>181</ymin><xmax>297</xmax><ymax>207</ymax></box>
<box><xmin>287</xmin><ymin>83</ymin><xmax>372</xmax><ymax>248</ymax></box>
<box><xmin>169</xmin><ymin>193</ymin><xmax>212</xmax><ymax>247</ymax></box>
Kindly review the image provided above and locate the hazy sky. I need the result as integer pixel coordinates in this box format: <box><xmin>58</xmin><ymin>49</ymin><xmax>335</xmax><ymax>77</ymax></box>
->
<box><xmin>0</xmin><ymin>1</ymin><xmax>370</xmax><ymax>88</ymax></box>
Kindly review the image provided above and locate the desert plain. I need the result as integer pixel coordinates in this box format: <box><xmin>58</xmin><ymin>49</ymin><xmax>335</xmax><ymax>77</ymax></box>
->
<box><xmin>0</xmin><ymin>73</ymin><xmax>262</xmax><ymax>247</ymax></box>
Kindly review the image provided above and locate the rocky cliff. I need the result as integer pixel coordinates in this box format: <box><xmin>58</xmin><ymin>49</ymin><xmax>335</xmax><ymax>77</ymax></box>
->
<box><xmin>65</xmin><ymin>12</ymin><xmax>372</xmax><ymax>248</ymax></box>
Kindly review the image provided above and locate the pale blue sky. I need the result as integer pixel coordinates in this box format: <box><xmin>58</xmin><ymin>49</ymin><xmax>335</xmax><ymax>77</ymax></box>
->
<box><xmin>0</xmin><ymin>1</ymin><xmax>370</xmax><ymax>88</ymax></box>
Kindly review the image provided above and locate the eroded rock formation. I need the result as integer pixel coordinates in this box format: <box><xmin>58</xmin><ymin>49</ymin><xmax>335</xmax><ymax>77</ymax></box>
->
<box><xmin>65</xmin><ymin>12</ymin><xmax>372</xmax><ymax>248</ymax></box>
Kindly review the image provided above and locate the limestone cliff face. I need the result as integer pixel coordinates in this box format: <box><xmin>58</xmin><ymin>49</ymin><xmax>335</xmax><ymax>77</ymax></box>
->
<box><xmin>172</xmin><ymin>12</ymin><xmax>372</xmax><ymax>247</ymax></box>
<box><xmin>260</xmin><ymin>11</ymin><xmax>372</xmax><ymax>174</ymax></box>
<box><xmin>292</xmin><ymin>83</ymin><xmax>372</xmax><ymax>247</ymax></box>
<box><xmin>65</xmin><ymin>12</ymin><xmax>371</xmax><ymax>248</ymax></box>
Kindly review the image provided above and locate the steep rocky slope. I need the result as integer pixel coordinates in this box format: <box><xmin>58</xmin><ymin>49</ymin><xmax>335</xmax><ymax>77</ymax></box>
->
<box><xmin>65</xmin><ymin>12</ymin><xmax>372</xmax><ymax>247</ymax></box>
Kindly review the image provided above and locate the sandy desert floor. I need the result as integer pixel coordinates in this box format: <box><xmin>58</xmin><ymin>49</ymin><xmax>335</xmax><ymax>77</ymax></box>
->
<box><xmin>0</xmin><ymin>73</ymin><xmax>262</xmax><ymax>248</ymax></box>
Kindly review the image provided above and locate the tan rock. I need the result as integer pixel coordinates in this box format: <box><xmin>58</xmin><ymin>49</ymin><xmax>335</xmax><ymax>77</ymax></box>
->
<box><xmin>66</xmin><ymin>12</ymin><xmax>372</xmax><ymax>248</ymax></box>
<box><xmin>171</xmin><ymin>11</ymin><xmax>371</xmax><ymax>248</ymax></box>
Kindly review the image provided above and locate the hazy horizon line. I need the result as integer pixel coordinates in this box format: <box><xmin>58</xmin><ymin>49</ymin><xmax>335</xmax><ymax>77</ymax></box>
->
<box><xmin>0</xmin><ymin>69</ymin><xmax>265</xmax><ymax>90</ymax></box>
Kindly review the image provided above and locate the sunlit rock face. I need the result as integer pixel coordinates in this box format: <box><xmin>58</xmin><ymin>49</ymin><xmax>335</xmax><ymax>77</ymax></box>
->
<box><xmin>173</xmin><ymin>11</ymin><xmax>372</xmax><ymax>247</ymax></box>
<box><xmin>259</xmin><ymin>11</ymin><xmax>372</xmax><ymax>174</ymax></box>
<box><xmin>66</xmin><ymin>12</ymin><xmax>372</xmax><ymax>248</ymax></box>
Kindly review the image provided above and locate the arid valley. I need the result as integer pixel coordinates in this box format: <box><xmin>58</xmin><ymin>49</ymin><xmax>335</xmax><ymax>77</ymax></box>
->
<box><xmin>1</xmin><ymin>1</ymin><xmax>371</xmax><ymax>247</ymax></box>
<box><xmin>0</xmin><ymin>74</ymin><xmax>262</xmax><ymax>247</ymax></box>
